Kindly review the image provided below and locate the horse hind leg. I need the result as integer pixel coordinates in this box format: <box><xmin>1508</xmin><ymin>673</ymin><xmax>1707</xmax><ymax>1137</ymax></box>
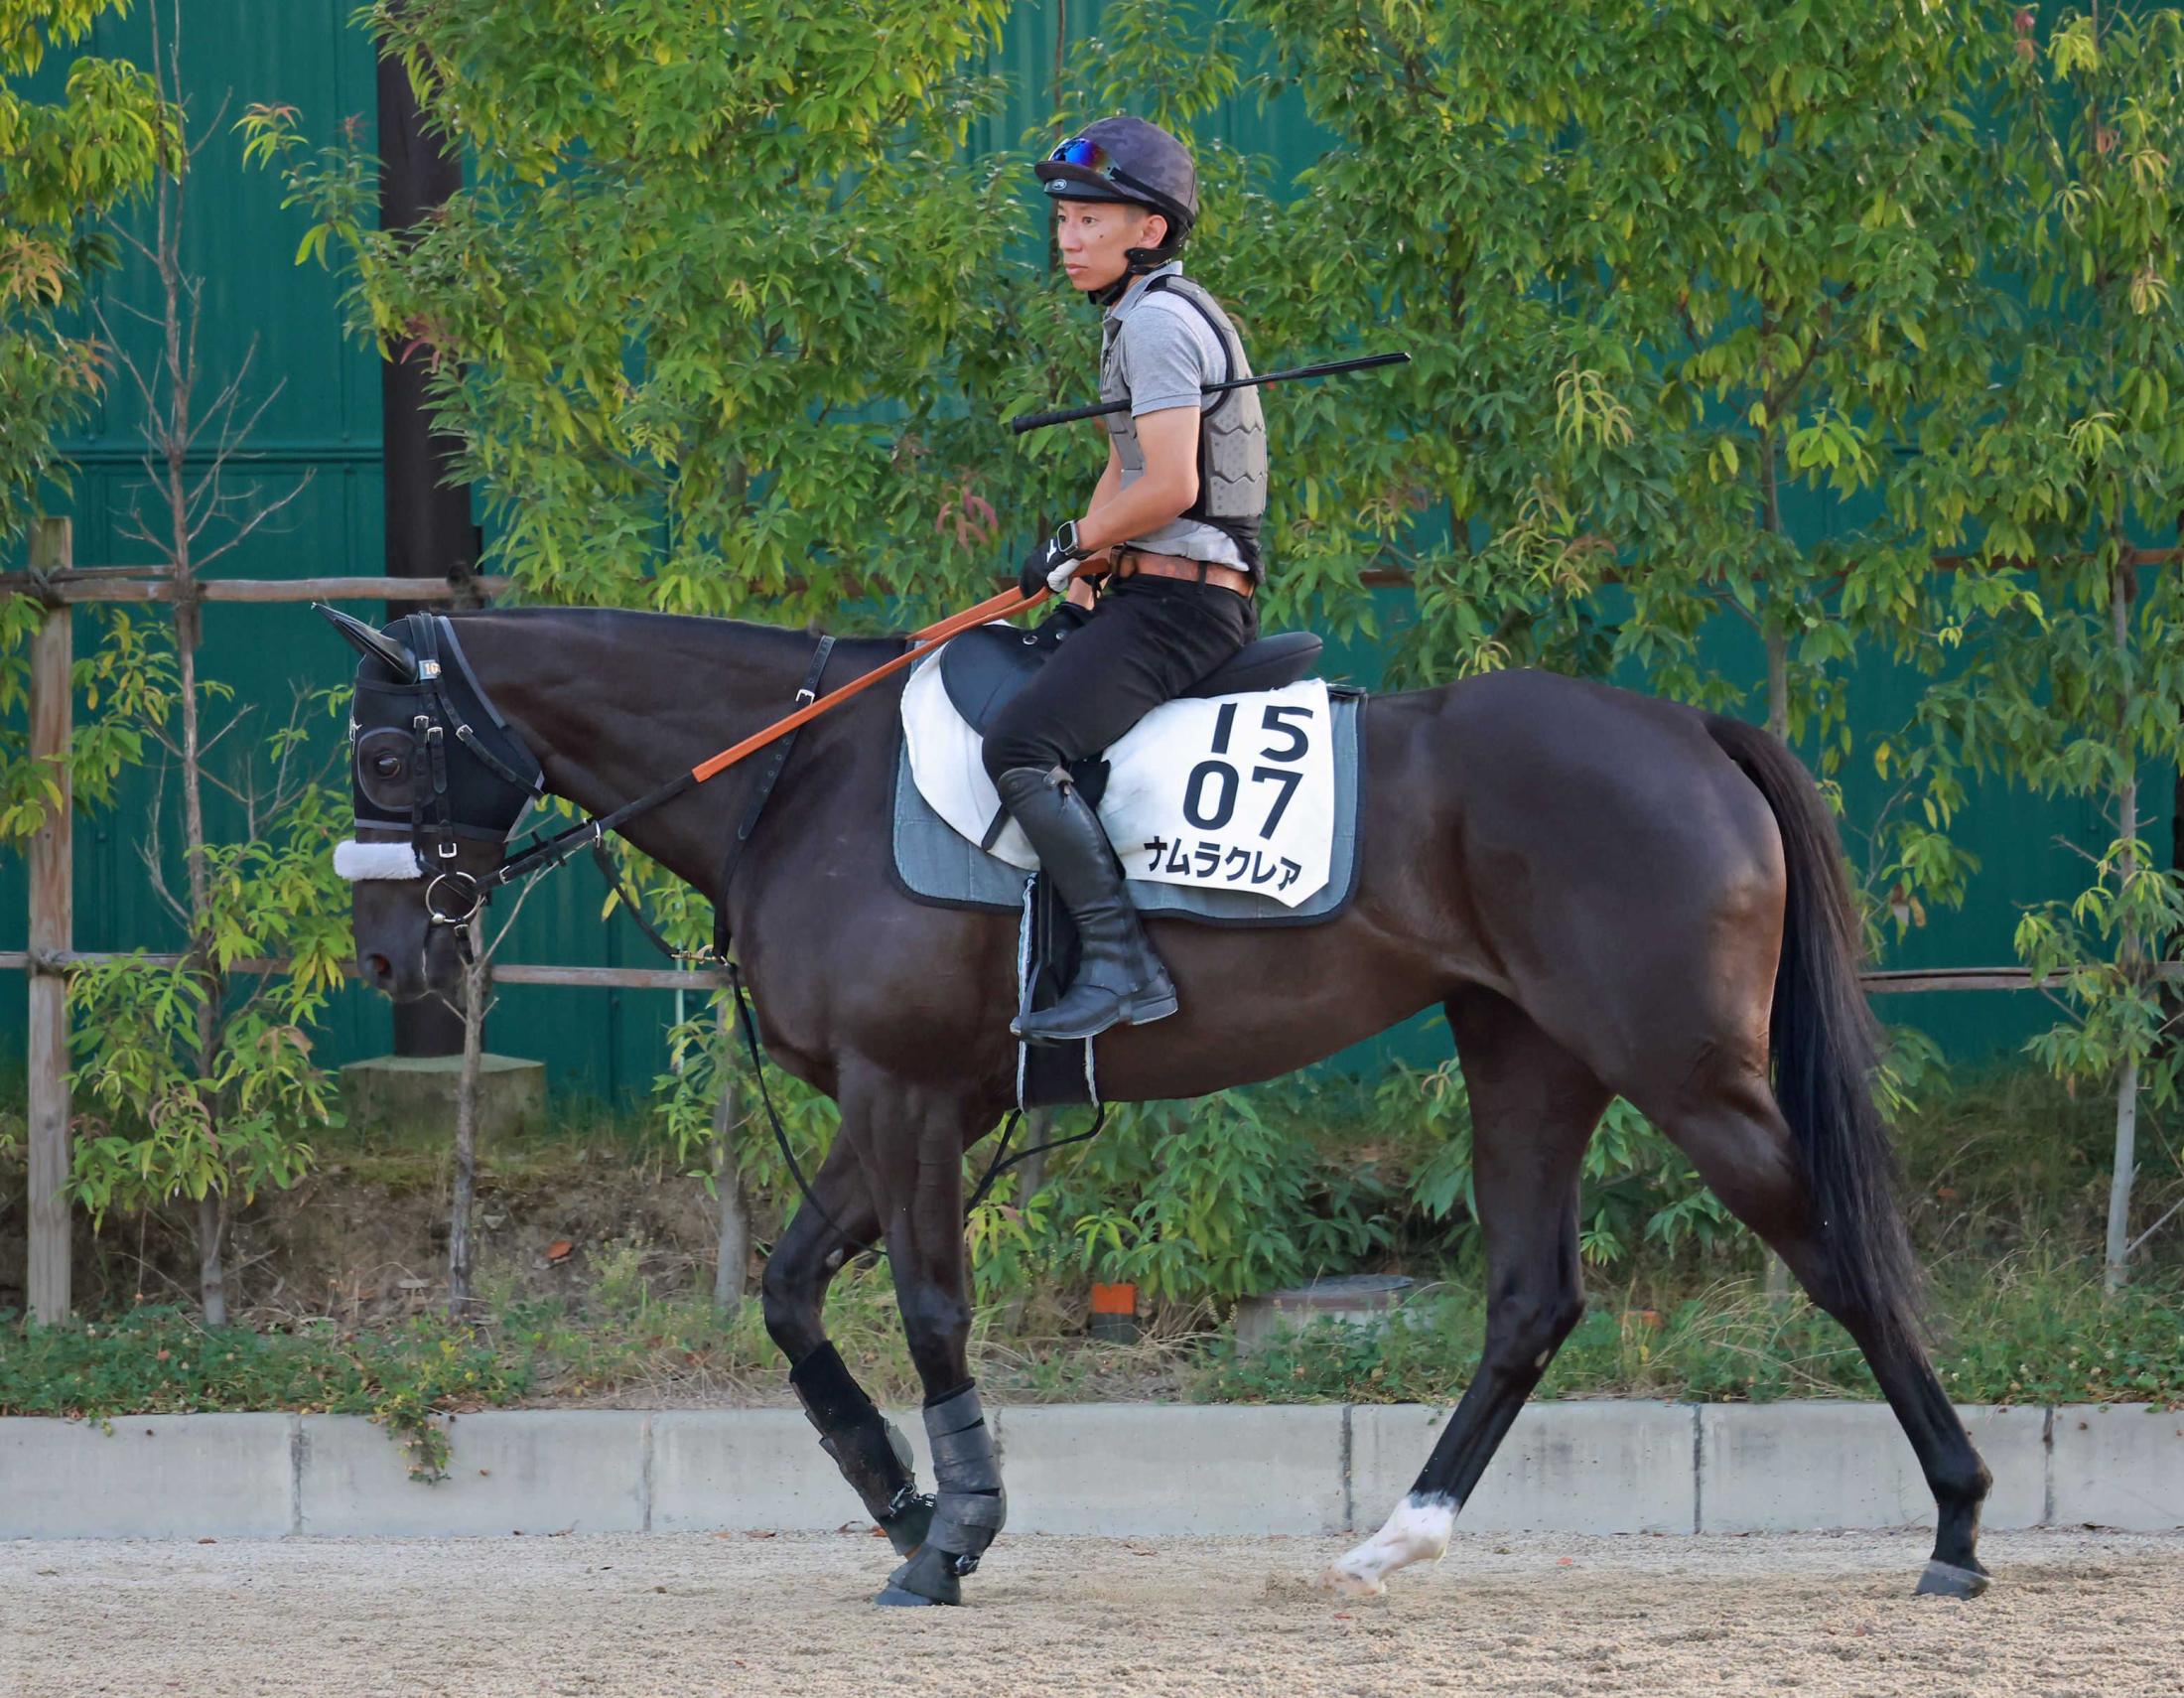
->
<box><xmin>761</xmin><ymin>1140</ymin><xmax>934</xmax><ymax>1558</ymax></box>
<box><xmin>1324</xmin><ymin>988</ymin><xmax>1611</xmax><ymax>1596</ymax></box>
<box><xmin>1650</xmin><ymin>1068</ymin><xmax>1994</xmax><ymax>1597</ymax></box>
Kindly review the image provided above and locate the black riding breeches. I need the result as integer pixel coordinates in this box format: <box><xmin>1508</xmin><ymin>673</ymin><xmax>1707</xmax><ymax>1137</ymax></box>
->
<box><xmin>980</xmin><ymin>574</ymin><xmax>1258</xmax><ymax>782</ymax></box>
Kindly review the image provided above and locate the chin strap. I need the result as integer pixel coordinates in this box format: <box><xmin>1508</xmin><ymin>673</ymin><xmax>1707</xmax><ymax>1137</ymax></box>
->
<box><xmin>1090</xmin><ymin>238</ymin><xmax>1187</xmax><ymax>307</ymax></box>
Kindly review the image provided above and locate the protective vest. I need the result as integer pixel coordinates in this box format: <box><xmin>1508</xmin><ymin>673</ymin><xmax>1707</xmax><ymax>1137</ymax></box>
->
<box><xmin>1099</xmin><ymin>274</ymin><xmax>1269</xmax><ymax>576</ymax></box>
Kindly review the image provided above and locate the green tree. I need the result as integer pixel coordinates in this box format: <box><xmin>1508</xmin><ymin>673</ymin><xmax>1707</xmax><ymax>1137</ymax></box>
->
<box><xmin>2</xmin><ymin>0</ymin><xmax>179</xmax><ymax>847</ymax></box>
<box><xmin>241</xmin><ymin>0</ymin><xmax>1016</xmax><ymax>627</ymax></box>
<box><xmin>1906</xmin><ymin>6</ymin><xmax>2184</xmax><ymax>1293</ymax></box>
<box><xmin>0</xmin><ymin>0</ymin><xmax>174</xmax><ymax>540</ymax></box>
<box><xmin>1229</xmin><ymin>0</ymin><xmax>2000</xmax><ymax>836</ymax></box>
<box><xmin>37</xmin><ymin>0</ymin><xmax>348</xmax><ymax>1322</ymax></box>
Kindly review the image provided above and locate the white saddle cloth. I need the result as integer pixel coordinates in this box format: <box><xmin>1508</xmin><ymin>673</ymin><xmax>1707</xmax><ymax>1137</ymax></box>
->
<box><xmin>900</xmin><ymin>638</ymin><xmax>1335</xmax><ymax>910</ymax></box>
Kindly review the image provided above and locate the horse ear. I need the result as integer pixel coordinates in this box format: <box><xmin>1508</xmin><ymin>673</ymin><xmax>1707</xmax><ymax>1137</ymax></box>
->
<box><xmin>315</xmin><ymin>603</ymin><xmax>417</xmax><ymax>681</ymax></box>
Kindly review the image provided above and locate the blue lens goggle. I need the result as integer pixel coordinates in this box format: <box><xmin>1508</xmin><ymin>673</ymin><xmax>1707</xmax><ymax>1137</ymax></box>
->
<box><xmin>1048</xmin><ymin>136</ymin><xmax>1114</xmax><ymax>172</ymax></box>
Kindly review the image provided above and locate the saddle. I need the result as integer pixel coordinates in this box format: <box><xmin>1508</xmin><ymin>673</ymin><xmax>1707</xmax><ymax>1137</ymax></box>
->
<box><xmin>939</xmin><ymin>622</ymin><xmax>1324</xmax><ymax>736</ymax></box>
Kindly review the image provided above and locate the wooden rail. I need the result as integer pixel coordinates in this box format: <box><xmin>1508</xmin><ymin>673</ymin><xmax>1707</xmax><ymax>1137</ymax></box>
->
<box><xmin>0</xmin><ymin>568</ymin><xmax>509</xmax><ymax>605</ymax></box>
<box><xmin>0</xmin><ymin>950</ymin><xmax>727</xmax><ymax>994</ymax></box>
<box><xmin>15</xmin><ymin>950</ymin><xmax>2163</xmax><ymax>997</ymax></box>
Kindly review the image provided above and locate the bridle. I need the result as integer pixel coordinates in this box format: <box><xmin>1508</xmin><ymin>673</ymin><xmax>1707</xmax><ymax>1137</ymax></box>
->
<box><xmin>335</xmin><ymin>608</ymin><xmax>837</xmax><ymax>967</ymax></box>
<box><xmin>339</xmin><ymin>611</ymin><xmax>545</xmax><ymax>960</ymax></box>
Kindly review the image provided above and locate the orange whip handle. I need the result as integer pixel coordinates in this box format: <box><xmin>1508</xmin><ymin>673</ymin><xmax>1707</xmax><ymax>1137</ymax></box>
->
<box><xmin>689</xmin><ymin>586</ymin><xmax>1046</xmax><ymax>784</ymax></box>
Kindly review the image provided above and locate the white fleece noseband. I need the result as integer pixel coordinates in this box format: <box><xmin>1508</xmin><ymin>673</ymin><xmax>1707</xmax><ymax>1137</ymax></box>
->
<box><xmin>334</xmin><ymin>839</ymin><xmax>426</xmax><ymax>882</ymax></box>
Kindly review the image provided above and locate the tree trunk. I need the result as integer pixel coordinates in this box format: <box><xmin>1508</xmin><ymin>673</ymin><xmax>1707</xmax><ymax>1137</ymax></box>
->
<box><xmin>2106</xmin><ymin>559</ymin><xmax>2140</xmax><ymax>1296</ymax></box>
<box><xmin>448</xmin><ymin>952</ymin><xmax>487</xmax><ymax>1318</ymax></box>
<box><xmin>380</xmin><ymin>0</ymin><xmax>478</xmax><ymax>1063</ymax></box>
<box><xmin>145</xmin><ymin>23</ymin><xmax>228</xmax><ymax>1324</ymax></box>
<box><xmin>712</xmin><ymin>1007</ymin><xmax>751</xmax><ymax>1306</ymax></box>
<box><xmin>196</xmin><ymin>1192</ymin><xmax>227</xmax><ymax>1327</ymax></box>
<box><xmin>2106</xmin><ymin>1052</ymin><xmax>2140</xmax><ymax>1297</ymax></box>
<box><xmin>176</xmin><ymin>582</ymin><xmax>231</xmax><ymax>1322</ymax></box>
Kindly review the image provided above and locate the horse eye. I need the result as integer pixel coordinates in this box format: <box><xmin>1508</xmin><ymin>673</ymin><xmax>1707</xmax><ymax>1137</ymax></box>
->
<box><xmin>372</xmin><ymin>754</ymin><xmax>403</xmax><ymax>778</ymax></box>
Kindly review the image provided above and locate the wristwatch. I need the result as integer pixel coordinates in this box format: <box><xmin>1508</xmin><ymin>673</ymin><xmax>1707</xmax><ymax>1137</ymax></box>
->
<box><xmin>1051</xmin><ymin>518</ymin><xmax>1085</xmax><ymax>561</ymax></box>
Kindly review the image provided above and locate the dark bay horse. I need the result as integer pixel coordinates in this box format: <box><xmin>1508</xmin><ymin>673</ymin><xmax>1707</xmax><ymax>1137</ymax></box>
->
<box><xmin>330</xmin><ymin>604</ymin><xmax>1992</xmax><ymax>1605</ymax></box>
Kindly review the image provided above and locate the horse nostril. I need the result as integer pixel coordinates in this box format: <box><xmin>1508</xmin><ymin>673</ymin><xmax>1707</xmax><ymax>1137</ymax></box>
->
<box><xmin>364</xmin><ymin>952</ymin><xmax>395</xmax><ymax>984</ymax></box>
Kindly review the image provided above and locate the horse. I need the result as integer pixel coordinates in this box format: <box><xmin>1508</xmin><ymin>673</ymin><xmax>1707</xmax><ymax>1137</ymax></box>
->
<box><xmin>324</xmin><ymin>601</ymin><xmax>1993</xmax><ymax>1607</ymax></box>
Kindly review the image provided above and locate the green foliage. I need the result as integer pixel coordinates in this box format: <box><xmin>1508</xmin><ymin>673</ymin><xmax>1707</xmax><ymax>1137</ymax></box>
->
<box><xmin>0</xmin><ymin>0</ymin><xmax>178</xmax><ymax>539</ymax></box>
<box><xmin>2018</xmin><ymin>836</ymin><xmax>2184</xmax><ymax>1107</ymax></box>
<box><xmin>649</xmin><ymin>985</ymin><xmax>842</xmax><ymax>1204</ymax></box>
<box><xmin>65</xmin><ymin>712</ymin><xmax>351</xmax><ymax>1226</ymax></box>
<box><xmin>1203</xmin><ymin>1265</ymin><xmax>2184</xmax><ymax>1407</ymax></box>
<box><xmin>1375</xmin><ymin>1055</ymin><xmax>1740</xmax><ymax>1268</ymax></box>
<box><xmin>0</xmin><ymin>1305</ymin><xmax>527</xmax><ymax>1481</ymax></box>
<box><xmin>1051</xmin><ymin>1092</ymin><xmax>1398</xmax><ymax>1305</ymax></box>
<box><xmin>238</xmin><ymin>0</ymin><xmax>1018</xmax><ymax>627</ymax></box>
<box><xmin>1887</xmin><ymin>9</ymin><xmax>2184</xmax><ymax>1258</ymax></box>
<box><xmin>12</xmin><ymin>1258</ymin><xmax>2176</xmax><ymax>1427</ymax></box>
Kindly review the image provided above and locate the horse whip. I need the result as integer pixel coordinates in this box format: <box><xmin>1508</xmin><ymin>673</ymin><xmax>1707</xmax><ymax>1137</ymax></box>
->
<box><xmin>1007</xmin><ymin>349</ymin><xmax>1409</xmax><ymax>436</ymax></box>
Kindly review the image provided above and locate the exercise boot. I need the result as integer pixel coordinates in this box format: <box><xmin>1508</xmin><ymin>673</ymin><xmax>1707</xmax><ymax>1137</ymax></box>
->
<box><xmin>789</xmin><ymin>1342</ymin><xmax>934</xmax><ymax>1556</ymax></box>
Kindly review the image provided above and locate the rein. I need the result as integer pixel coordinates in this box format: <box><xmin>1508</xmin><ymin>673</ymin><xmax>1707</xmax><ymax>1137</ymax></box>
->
<box><xmin>349</xmin><ymin>582</ymin><xmax>1104</xmax><ymax>1250</ymax></box>
<box><xmin>431</xmin><ymin>585</ymin><xmax>1045</xmax><ymax>930</ymax></box>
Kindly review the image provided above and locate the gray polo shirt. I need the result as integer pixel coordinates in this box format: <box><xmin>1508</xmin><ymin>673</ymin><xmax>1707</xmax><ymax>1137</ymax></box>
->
<box><xmin>1099</xmin><ymin>262</ymin><xmax>1246</xmax><ymax>569</ymax></box>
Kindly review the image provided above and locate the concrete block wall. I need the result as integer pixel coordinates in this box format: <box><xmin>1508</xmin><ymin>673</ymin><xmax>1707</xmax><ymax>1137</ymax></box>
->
<box><xmin>3</xmin><ymin>1402</ymin><xmax>2179</xmax><ymax>1541</ymax></box>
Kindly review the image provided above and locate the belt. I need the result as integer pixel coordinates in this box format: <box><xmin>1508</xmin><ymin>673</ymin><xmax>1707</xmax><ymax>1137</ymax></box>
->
<box><xmin>1106</xmin><ymin>546</ymin><xmax>1255</xmax><ymax>598</ymax></box>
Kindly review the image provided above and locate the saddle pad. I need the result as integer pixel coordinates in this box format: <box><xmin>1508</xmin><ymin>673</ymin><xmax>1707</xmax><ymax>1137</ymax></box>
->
<box><xmin>892</xmin><ymin>660</ymin><xmax>1365</xmax><ymax>927</ymax></box>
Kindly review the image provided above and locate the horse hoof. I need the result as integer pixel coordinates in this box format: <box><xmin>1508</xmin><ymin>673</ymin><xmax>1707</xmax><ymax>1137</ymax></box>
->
<box><xmin>876</xmin><ymin>1544</ymin><xmax>963</xmax><ymax>1607</ymax></box>
<box><xmin>874</xmin><ymin>1583</ymin><xmax>953</xmax><ymax>1608</ymax></box>
<box><xmin>1914</xmin><ymin>1559</ymin><xmax>1991</xmax><ymax>1600</ymax></box>
<box><xmin>1317</xmin><ymin>1565</ymin><xmax>1386</xmax><ymax>1599</ymax></box>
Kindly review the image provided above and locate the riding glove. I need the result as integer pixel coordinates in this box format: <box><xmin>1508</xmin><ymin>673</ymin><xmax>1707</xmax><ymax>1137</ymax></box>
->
<box><xmin>1019</xmin><ymin>520</ymin><xmax>1085</xmax><ymax>600</ymax></box>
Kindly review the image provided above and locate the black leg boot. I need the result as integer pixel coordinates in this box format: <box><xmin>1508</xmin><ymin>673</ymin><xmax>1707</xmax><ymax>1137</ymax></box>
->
<box><xmin>994</xmin><ymin>765</ymin><xmax>1177</xmax><ymax>1044</ymax></box>
<box><xmin>789</xmin><ymin>1343</ymin><xmax>934</xmax><ymax>1557</ymax></box>
<box><xmin>875</xmin><ymin>1383</ymin><xmax>1006</xmax><ymax>1607</ymax></box>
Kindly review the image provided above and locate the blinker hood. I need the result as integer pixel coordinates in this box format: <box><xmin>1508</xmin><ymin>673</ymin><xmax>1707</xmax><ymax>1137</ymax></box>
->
<box><xmin>327</xmin><ymin>609</ymin><xmax>543</xmax><ymax>846</ymax></box>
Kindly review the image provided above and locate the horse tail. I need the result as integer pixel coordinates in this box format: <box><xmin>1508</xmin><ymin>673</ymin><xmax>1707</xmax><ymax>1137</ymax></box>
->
<box><xmin>1703</xmin><ymin>712</ymin><xmax>1925</xmax><ymax>1355</ymax></box>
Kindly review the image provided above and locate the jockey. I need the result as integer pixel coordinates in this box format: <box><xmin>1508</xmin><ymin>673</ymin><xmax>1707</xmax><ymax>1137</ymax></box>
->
<box><xmin>983</xmin><ymin>115</ymin><xmax>1270</xmax><ymax>1045</ymax></box>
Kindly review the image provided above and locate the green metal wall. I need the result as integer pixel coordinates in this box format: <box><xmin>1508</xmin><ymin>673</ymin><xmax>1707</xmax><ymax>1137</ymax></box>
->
<box><xmin>1</xmin><ymin>2</ymin><xmax>2160</xmax><ymax>1102</ymax></box>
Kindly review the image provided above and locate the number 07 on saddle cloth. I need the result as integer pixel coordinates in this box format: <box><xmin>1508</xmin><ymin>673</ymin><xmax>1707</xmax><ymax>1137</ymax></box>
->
<box><xmin>897</xmin><ymin>647</ymin><xmax>1352</xmax><ymax>915</ymax></box>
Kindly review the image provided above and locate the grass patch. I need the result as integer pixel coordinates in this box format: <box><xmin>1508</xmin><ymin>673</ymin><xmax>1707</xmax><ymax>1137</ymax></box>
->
<box><xmin>1200</xmin><ymin>1259</ymin><xmax>2184</xmax><ymax>1406</ymax></box>
<box><xmin>8</xmin><ymin>1254</ymin><xmax>2177</xmax><ymax>1476</ymax></box>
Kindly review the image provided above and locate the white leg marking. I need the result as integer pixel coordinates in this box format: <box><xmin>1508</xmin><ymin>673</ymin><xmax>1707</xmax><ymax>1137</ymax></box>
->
<box><xmin>1318</xmin><ymin>1493</ymin><xmax>1455</xmax><ymax>1597</ymax></box>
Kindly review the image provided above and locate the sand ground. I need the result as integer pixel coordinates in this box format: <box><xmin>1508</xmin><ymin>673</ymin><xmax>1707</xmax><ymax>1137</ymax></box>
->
<box><xmin>3</xmin><ymin>1526</ymin><xmax>2179</xmax><ymax>1698</ymax></box>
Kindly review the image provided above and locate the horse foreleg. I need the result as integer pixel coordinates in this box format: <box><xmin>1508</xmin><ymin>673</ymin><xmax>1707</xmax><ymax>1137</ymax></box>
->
<box><xmin>850</xmin><ymin>1077</ymin><xmax>1004</xmax><ymax>1609</ymax></box>
<box><xmin>1325</xmin><ymin>989</ymin><xmax>1609</xmax><ymax>1597</ymax></box>
<box><xmin>761</xmin><ymin>1141</ymin><xmax>934</xmax><ymax>1556</ymax></box>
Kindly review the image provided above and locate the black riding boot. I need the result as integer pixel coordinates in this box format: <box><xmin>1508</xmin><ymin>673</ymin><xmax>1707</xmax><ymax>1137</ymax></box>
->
<box><xmin>995</xmin><ymin>765</ymin><xmax>1177</xmax><ymax>1044</ymax></box>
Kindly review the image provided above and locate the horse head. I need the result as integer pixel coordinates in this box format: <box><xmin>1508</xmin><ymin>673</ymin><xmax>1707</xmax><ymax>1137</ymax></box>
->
<box><xmin>319</xmin><ymin>605</ymin><xmax>543</xmax><ymax>1004</ymax></box>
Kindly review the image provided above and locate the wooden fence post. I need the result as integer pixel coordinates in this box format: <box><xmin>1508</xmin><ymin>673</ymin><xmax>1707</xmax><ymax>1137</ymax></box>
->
<box><xmin>27</xmin><ymin>516</ymin><xmax>73</xmax><ymax>1325</ymax></box>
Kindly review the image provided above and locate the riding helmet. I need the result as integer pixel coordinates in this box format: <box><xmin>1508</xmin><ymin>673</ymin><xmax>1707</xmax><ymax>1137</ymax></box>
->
<box><xmin>1035</xmin><ymin>115</ymin><xmax>1198</xmax><ymax>247</ymax></box>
